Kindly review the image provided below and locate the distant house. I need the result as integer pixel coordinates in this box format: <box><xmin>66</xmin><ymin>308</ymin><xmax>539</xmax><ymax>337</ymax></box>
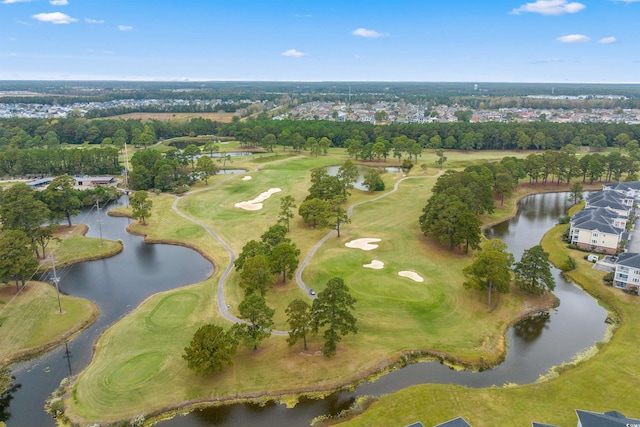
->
<box><xmin>569</xmin><ymin>207</ymin><xmax>628</xmax><ymax>254</ymax></box>
<box><xmin>73</xmin><ymin>176</ymin><xmax>115</xmax><ymax>186</ymax></box>
<box><xmin>576</xmin><ymin>409</ymin><xmax>640</xmax><ymax>426</ymax></box>
<box><xmin>612</xmin><ymin>252</ymin><xmax>640</xmax><ymax>294</ymax></box>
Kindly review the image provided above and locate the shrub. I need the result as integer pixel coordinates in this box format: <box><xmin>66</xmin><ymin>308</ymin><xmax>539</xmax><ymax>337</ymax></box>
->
<box><xmin>560</xmin><ymin>255</ymin><xmax>577</xmax><ymax>272</ymax></box>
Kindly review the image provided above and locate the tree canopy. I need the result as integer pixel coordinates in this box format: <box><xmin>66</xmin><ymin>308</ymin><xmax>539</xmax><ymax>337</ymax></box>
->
<box><xmin>182</xmin><ymin>324</ymin><xmax>237</xmax><ymax>376</ymax></box>
<box><xmin>463</xmin><ymin>238</ymin><xmax>514</xmax><ymax>307</ymax></box>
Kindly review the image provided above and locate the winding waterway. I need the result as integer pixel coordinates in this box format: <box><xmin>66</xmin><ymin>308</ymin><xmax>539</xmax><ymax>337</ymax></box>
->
<box><xmin>4</xmin><ymin>191</ymin><xmax>609</xmax><ymax>426</ymax></box>
<box><xmin>159</xmin><ymin>191</ymin><xmax>609</xmax><ymax>426</ymax></box>
<box><xmin>4</xmin><ymin>197</ymin><xmax>213</xmax><ymax>427</ymax></box>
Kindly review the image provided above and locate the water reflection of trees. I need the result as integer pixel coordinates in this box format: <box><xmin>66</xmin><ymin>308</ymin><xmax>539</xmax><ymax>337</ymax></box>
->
<box><xmin>0</xmin><ymin>368</ymin><xmax>22</xmax><ymax>423</ymax></box>
<box><xmin>193</xmin><ymin>404</ymin><xmax>235</xmax><ymax>424</ymax></box>
<box><xmin>513</xmin><ymin>312</ymin><xmax>551</xmax><ymax>342</ymax></box>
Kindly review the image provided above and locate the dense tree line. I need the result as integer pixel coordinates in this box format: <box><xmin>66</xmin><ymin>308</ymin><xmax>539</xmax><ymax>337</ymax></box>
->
<box><xmin>3</xmin><ymin>81</ymin><xmax>639</xmax><ymax>108</ymax></box>
<box><xmin>0</xmin><ymin>177</ymin><xmax>120</xmax><ymax>292</ymax></box>
<box><xmin>0</xmin><ymin>146</ymin><xmax>120</xmax><ymax>177</ymax></box>
<box><xmin>2</xmin><ymin>117</ymin><xmax>638</xmax><ymax>154</ymax></box>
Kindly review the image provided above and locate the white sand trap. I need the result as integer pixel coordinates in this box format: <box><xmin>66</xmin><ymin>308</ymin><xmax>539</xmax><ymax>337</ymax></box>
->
<box><xmin>398</xmin><ymin>271</ymin><xmax>424</xmax><ymax>283</ymax></box>
<box><xmin>242</xmin><ymin>176</ymin><xmax>252</xmax><ymax>181</ymax></box>
<box><xmin>363</xmin><ymin>260</ymin><xmax>384</xmax><ymax>269</ymax></box>
<box><xmin>234</xmin><ymin>188</ymin><xmax>281</xmax><ymax>211</ymax></box>
<box><xmin>345</xmin><ymin>238</ymin><xmax>381</xmax><ymax>251</ymax></box>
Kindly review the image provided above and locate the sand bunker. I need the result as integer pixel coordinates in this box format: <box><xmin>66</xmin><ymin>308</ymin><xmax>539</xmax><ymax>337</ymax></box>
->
<box><xmin>363</xmin><ymin>260</ymin><xmax>384</xmax><ymax>269</ymax></box>
<box><xmin>345</xmin><ymin>238</ymin><xmax>381</xmax><ymax>251</ymax></box>
<box><xmin>234</xmin><ymin>188</ymin><xmax>281</xmax><ymax>211</ymax></box>
<box><xmin>398</xmin><ymin>271</ymin><xmax>424</xmax><ymax>283</ymax></box>
<box><xmin>242</xmin><ymin>176</ymin><xmax>252</xmax><ymax>181</ymax></box>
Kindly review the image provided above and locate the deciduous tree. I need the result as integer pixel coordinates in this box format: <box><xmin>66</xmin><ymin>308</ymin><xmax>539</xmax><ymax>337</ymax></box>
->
<box><xmin>182</xmin><ymin>324</ymin><xmax>237</xmax><ymax>376</ymax></box>
<box><xmin>233</xmin><ymin>294</ymin><xmax>274</xmax><ymax>350</ymax></box>
<box><xmin>270</xmin><ymin>242</ymin><xmax>300</xmax><ymax>283</ymax></box>
<box><xmin>130</xmin><ymin>190</ymin><xmax>152</xmax><ymax>225</ymax></box>
<box><xmin>463</xmin><ymin>238</ymin><xmax>514</xmax><ymax>307</ymax></box>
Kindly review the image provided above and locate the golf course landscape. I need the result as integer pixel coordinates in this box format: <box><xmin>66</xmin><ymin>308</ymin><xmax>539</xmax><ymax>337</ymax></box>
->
<box><xmin>2</xmin><ymin>147</ymin><xmax>637</xmax><ymax>427</ymax></box>
<box><xmin>54</xmin><ymin>148</ymin><xmax>582</xmax><ymax>426</ymax></box>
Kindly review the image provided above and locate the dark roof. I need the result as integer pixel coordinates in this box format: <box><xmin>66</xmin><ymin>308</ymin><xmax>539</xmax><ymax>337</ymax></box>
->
<box><xmin>586</xmin><ymin>192</ymin><xmax>629</xmax><ymax>213</ymax></box>
<box><xmin>572</xmin><ymin>219</ymin><xmax>621</xmax><ymax>235</ymax></box>
<box><xmin>576</xmin><ymin>409</ymin><xmax>640</xmax><ymax>427</ymax></box>
<box><xmin>531</xmin><ymin>423</ymin><xmax>560</xmax><ymax>427</ymax></box>
<box><xmin>604</xmin><ymin>181</ymin><xmax>640</xmax><ymax>192</ymax></box>
<box><xmin>572</xmin><ymin>207</ymin><xmax>624</xmax><ymax>224</ymax></box>
<box><xmin>433</xmin><ymin>417</ymin><xmax>472</xmax><ymax>427</ymax></box>
<box><xmin>73</xmin><ymin>176</ymin><xmax>114</xmax><ymax>184</ymax></box>
<box><xmin>27</xmin><ymin>177</ymin><xmax>54</xmax><ymax>187</ymax></box>
<box><xmin>615</xmin><ymin>252</ymin><xmax>640</xmax><ymax>269</ymax></box>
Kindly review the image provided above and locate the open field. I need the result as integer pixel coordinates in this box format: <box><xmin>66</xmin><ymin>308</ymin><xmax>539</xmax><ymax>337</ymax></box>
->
<box><xmin>335</xmin><ymin>225</ymin><xmax>640</xmax><ymax>427</ymax></box>
<box><xmin>66</xmin><ymin>151</ymin><xmax>556</xmax><ymax>425</ymax></box>
<box><xmin>103</xmin><ymin>111</ymin><xmax>237</xmax><ymax>123</ymax></box>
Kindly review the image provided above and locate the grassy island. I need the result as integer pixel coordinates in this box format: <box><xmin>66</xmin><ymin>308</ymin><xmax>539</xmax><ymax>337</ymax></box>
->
<box><xmin>0</xmin><ymin>225</ymin><xmax>122</xmax><ymax>367</ymax></box>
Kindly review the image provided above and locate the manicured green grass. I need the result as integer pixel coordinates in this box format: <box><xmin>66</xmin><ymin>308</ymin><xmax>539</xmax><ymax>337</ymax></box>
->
<box><xmin>0</xmin><ymin>282</ymin><xmax>97</xmax><ymax>367</ymax></box>
<box><xmin>335</xmin><ymin>225</ymin><xmax>640</xmax><ymax>427</ymax></box>
<box><xmin>66</xmin><ymin>152</ymin><xmax>557</xmax><ymax>425</ymax></box>
<box><xmin>0</xmin><ymin>224</ymin><xmax>120</xmax><ymax>367</ymax></box>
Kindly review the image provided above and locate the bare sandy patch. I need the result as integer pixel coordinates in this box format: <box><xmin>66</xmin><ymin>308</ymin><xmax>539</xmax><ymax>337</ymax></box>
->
<box><xmin>234</xmin><ymin>188</ymin><xmax>281</xmax><ymax>211</ymax></box>
<box><xmin>242</xmin><ymin>176</ymin><xmax>252</xmax><ymax>181</ymax></box>
<box><xmin>345</xmin><ymin>238</ymin><xmax>381</xmax><ymax>251</ymax></box>
<box><xmin>398</xmin><ymin>271</ymin><xmax>424</xmax><ymax>283</ymax></box>
<box><xmin>363</xmin><ymin>260</ymin><xmax>384</xmax><ymax>269</ymax></box>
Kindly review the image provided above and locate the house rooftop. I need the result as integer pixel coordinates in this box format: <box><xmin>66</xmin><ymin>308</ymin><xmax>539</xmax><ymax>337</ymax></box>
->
<box><xmin>433</xmin><ymin>417</ymin><xmax>472</xmax><ymax>427</ymax></box>
<box><xmin>615</xmin><ymin>252</ymin><xmax>640</xmax><ymax>269</ymax></box>
<box><xmin>576</xmin><ymin>409</ymin><xmax>640</xmax><ymax>427</ymax></box>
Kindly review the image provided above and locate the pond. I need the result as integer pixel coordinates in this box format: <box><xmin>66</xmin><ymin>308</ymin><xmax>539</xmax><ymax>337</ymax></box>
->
<box><xmin>4</xmin><ymin>197</ymin><xmax>213</xmax><ymax>427</ymax></box>
<box><xmin>158</xmin><ymin>191</ymin><xmax>608</xmax><ymax>426</ymax></box>
<box><xmin>3</xmin><ymin>192</ymin><xmax>609</xmax><ymax>427</ymax></box>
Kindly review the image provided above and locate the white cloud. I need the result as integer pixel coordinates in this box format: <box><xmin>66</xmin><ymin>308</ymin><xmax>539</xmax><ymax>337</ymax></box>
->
<box><xmin>117</xmin><ymin>25</ymin><xmax>133</xmax><ymax>31</ymax></box>
<box><xmin>600</xmin><ymin>36</ymin><xmax>618</xmax><ymax>44</ymax></box>
<box><xmin>354</xmin><ymin>54</ymin><xmax>364</xmax><ymax>59</ymax></box>
<box><xmin>2</xmin><ymin>0</ymin><xmax>32</xmax><ymax>3</ymax></box>
<box><xmin>282</xmin><ymin>49</ymin><xmax>307</xmax><ymax>57</ymax></box>
<box><xmin>511</xmin><ymin>0</ymin><xmax>586</xmax><ymax>15</ymax></box>
<box><xmin>557</xmin><ymin>34</ymin><xmax>590</xmax><ymax>43</ymax></box>
<box><xmin>32</xmin><ymin>12</ymin><xmax>77</xmax><ymax>24</ymax></box>
<box><xmin>85</xmin><ymin>18</ymin><xmax>104</xmax><ymax>24</ymax></box>
<box><xmin>352</xmin><ymin>28</ymin><xmax>386</xmax><ymax>38</ymax></box>
<box><xmin>50</xmin><ymin>0</ymin><xmax>68</xmax><ymax>5</ymax></box>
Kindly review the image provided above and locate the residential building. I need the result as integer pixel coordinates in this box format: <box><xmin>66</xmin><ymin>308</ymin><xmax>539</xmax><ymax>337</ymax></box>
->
<box><xmin>569</xmin><ymin>207</ymin><xmax>628</xmax><ymax>254</ymax></box>
<box><xmin>576</xmin><ymin>409</ymin><xmax>640</xmax><ymax>426</ymax></box>
<box><xmin>612</xmin><ymin>252</ymin><xmax>640</xmax><ymax>294</ymax></box>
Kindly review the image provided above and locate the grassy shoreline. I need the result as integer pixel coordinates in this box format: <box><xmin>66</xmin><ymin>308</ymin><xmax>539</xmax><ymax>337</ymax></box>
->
<box><xmin>63</xmin><ymin>153</ymin><xmax>576</xmax><ymax>426</ymax></box>
<box><xmin>334</xmin><ymin>214</ymin><xmax>639</xmax><ymax>427</ymax></box>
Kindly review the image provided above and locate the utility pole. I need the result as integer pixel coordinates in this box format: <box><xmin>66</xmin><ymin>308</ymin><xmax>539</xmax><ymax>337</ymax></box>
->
<box><xmin>51</xmin><ymin>256</ymin><xmax>62</xmax><ymax>314</ymax></box>
<box><xmin>96</xmin><ymin>200</ymin><xmax>104</xmax><ymax>247</ymax></box>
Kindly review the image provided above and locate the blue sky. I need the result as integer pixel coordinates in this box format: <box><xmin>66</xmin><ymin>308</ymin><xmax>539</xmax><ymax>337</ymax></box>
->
<box><xmin>1</xmin><ymin>0</ymin><xmax>639</xmax><ymax>82</ymax></box>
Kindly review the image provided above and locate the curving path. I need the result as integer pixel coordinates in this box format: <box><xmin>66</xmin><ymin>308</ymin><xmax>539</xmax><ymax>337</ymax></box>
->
<box><xmin>170</xmin><ymin>174</ymin><xmax>288</xmax><ymax>336</ymax></box>
<box><xmin>171</xmin><ymin>169</ymin><xmax>443</xmax><ymax>336</ymax></box>
<box><xmin>296</xmin><ymin>171</ymin><xmax>444</xmax><ymax>292</ymax></box>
